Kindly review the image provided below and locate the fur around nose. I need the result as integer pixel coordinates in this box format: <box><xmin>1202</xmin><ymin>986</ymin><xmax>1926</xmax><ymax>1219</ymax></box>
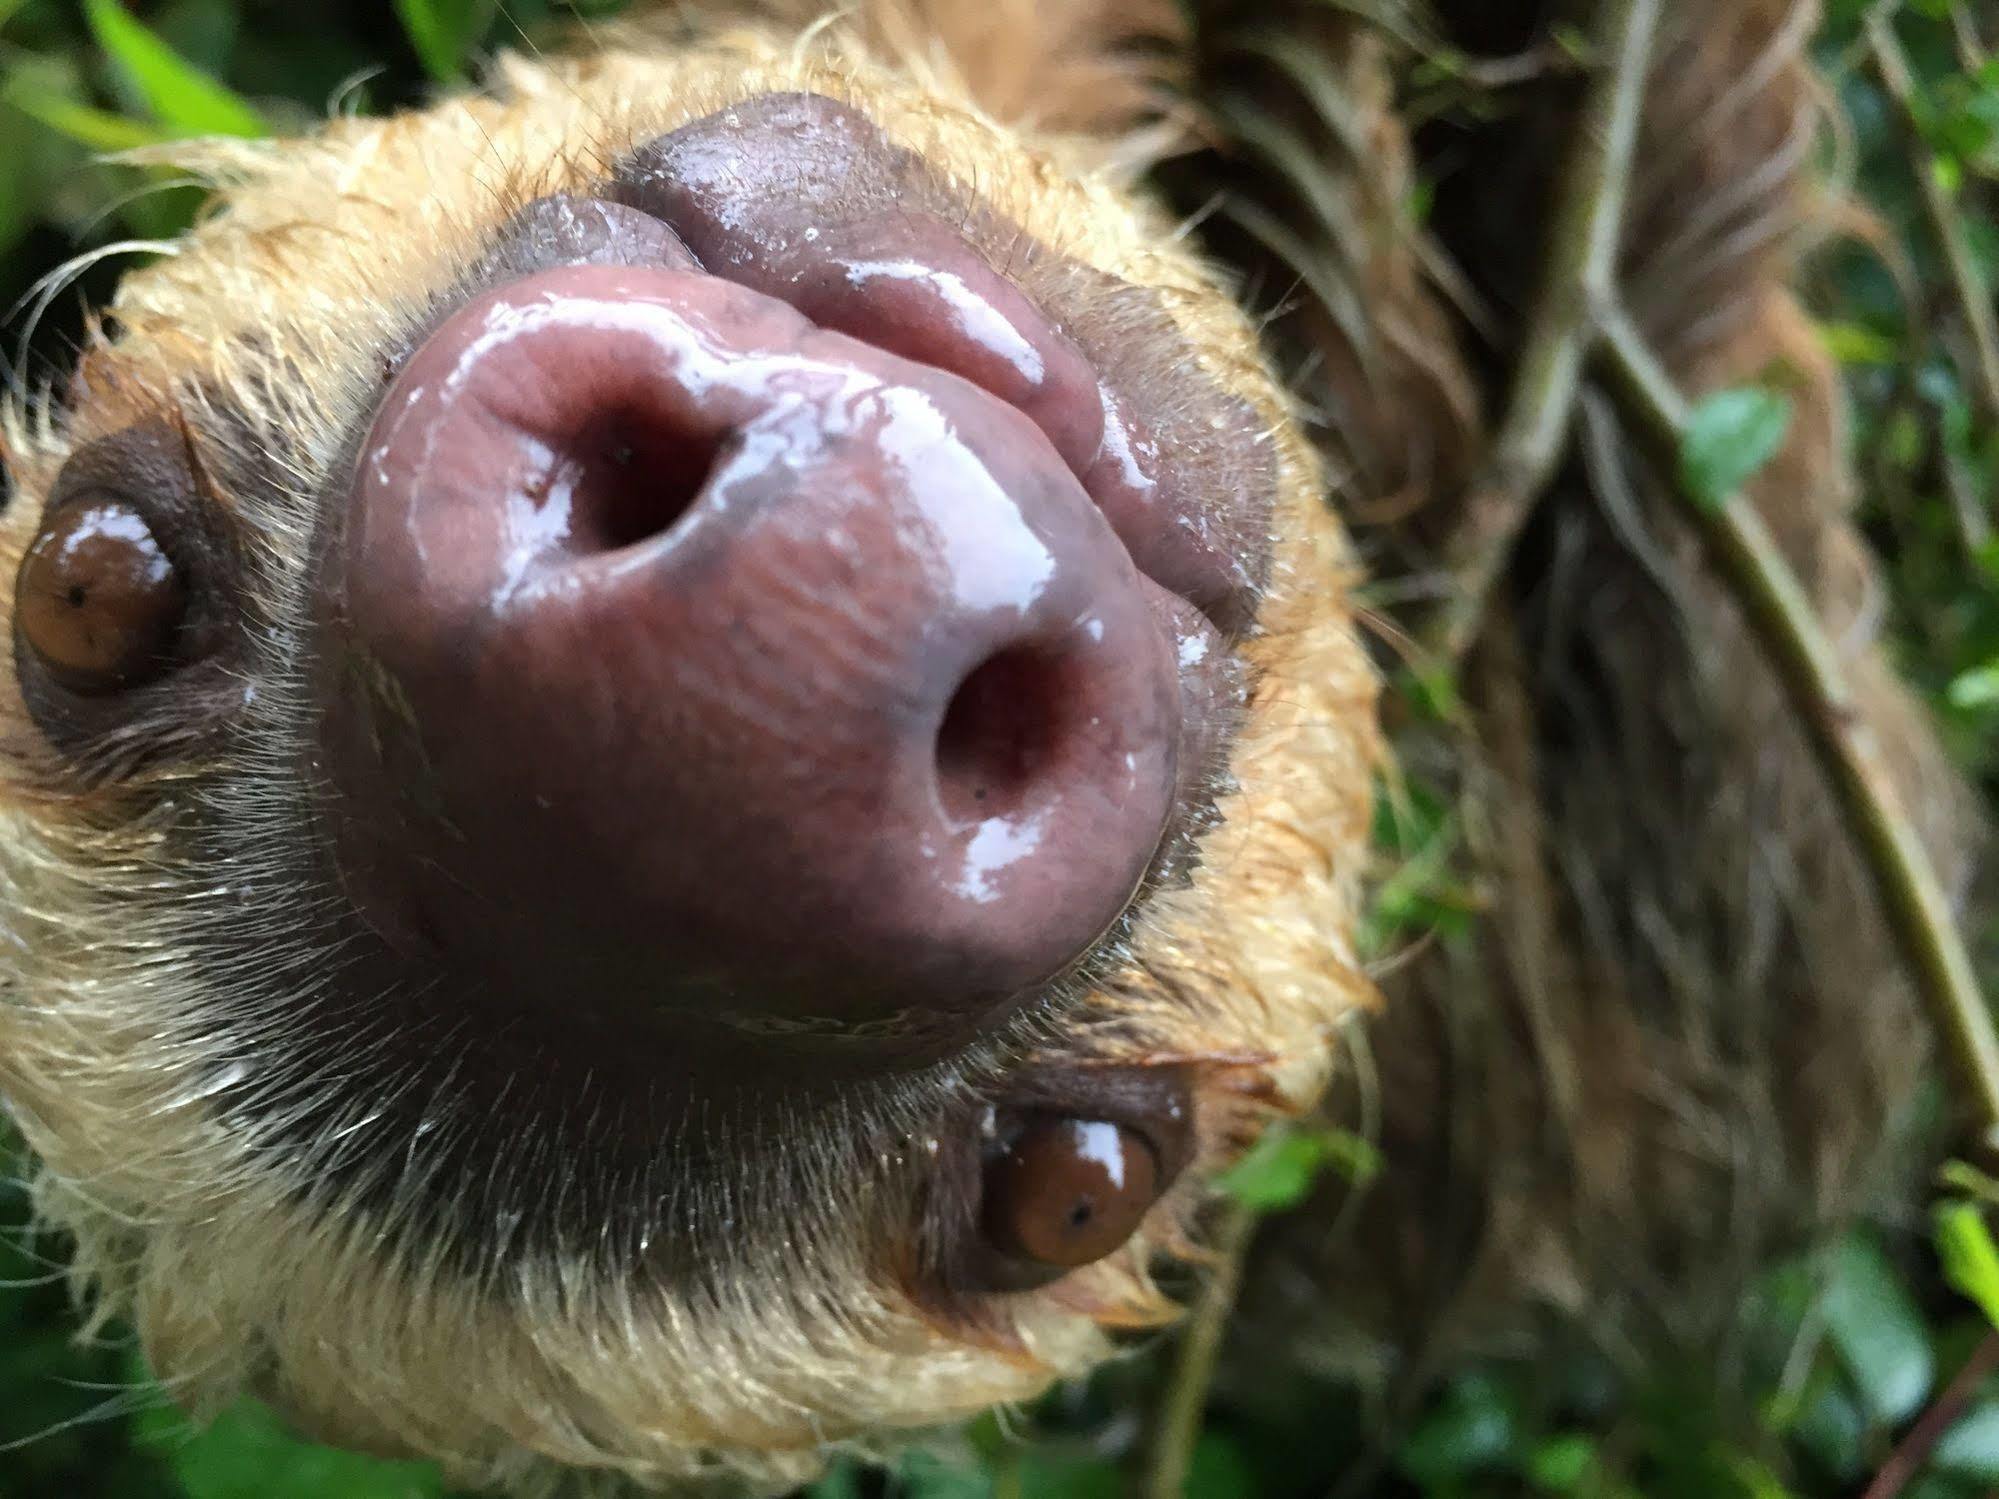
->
<box><xmin>309</xmin><ymin>263</ymin><xmax>1181</xmax><ymax>1060</ymax></box>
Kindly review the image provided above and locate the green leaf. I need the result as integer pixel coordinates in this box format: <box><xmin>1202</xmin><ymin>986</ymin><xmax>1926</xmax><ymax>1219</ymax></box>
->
<box><xmin>1363</xmin><ymin>778</ymin><xmax>1477</xmax><ymax>955</ymax></box>
<box><xmin>1213</xmin><ymin>1123</ymin><xmax>1380</xmax><ymax>1213</ymax></box>
<box><xmin>82</xmin><ymin>0</ymin><xmax>266</xmax><ymax>138</ymax></box>
<box><xmin>1937</xmin><ymin>1202</ymin><xmax>1999</xmax><ymax>1328</ymax></box>
<box><xmin>1679</xmin><ymin>387</ymin><xmax>1795</xmax><ymax>513</ymax></box>
<box><xmin>1185</xmin><ymin>1431</ymin><xmax>1257</xmax><ymax>1499</ymax></box>
<box><xmin>1549</xmin><ymin>22</ymin><xmax>1591</xmax><ymax>62</ymax></box>
<box><xmin>891</xmin><ymin>1449</ymin><xmax>992</xmax><ymax>1499</ymax></box>
<box><xmin>1948</xmin><ymin>665</ymin><xmax>1999</xmax><ymax>711</ymax></box>
<box><xmin>1940</xmin><ymin>1161</ymin><xmax>1999</xmax><ymax>1209</ymax></box>
<box><xmin>4</xmin><ymin>75</ymin><xmax>171</xmax><ymax>152</ymax></box>
<box><xmin>1013</xmin><ymin>1452</ymin><xmax>1122</xmax><ymax>1499</ymax></box>
<box><xmin>1818</xmin><ymin>320</ymin><xmax>1901</xmax><ymax>366</ymax></box>
<box><xmin>1528</xmin><ymin>1433</ymin><xmax>1598</xmax><ymax>1491</ymax></box>
<box><xmin>1396</xmin><ymin>661</ymin><xmax>1464</xmax><ymax>722</ymax></box>
<box><xmin>1884</xmin><ymin>406</ymin><xmax>1927</xmax><ymax>470</ymax></box>
<box><xmin>1783</xmin><ymin>1375</ymin><xmax>1868</xmax><ymax>1482</ymax></box>
<box><xmin>810</xmin><ymin>1458</ymin><xmax>866</xmax><ymax>1499</ymax></box>
<box><xmin>1935</xmin><ymin>1403</ymin><xmax>1999</xmax><ymax>1479</ymax></box>
<box><xmin>1396</xmin><ymin>1371</ymin><xmax>1521</xmax><ymax>1487</ymax></box>
<box><xmin>1820</xmin><ymin>1234</ymin><xmax>1935</xmax><ymax>1426</ymax></box>
<box><xmin>394</xmin><ymin>0</ymin><xmax>499</xmax><ymax>84</ymax></box>
<box><xmin>1725</xmin><ymin>1452</ymin><xmax>1798</xmax><ymax>1499</ymax></box>
<box><xmin>135</xmin><ymin>1395</ymin><xmax>444</xmax><ymax>1499</ymax></box>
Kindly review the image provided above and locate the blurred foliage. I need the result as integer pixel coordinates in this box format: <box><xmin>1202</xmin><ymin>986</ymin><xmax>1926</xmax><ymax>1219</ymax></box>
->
<box><xmin>1679</xmin><ymin>388</ymin><xmax>1799</xmax><ymax>515</ymax></box>
<box><xmin>1</xmin><ymin>1</ymin><xmax>1998</xmax><ymax>1496</ymax></box>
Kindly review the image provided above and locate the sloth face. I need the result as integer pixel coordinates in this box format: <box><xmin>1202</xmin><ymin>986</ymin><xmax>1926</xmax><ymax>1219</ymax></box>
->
<box><xmin>0</xmin><ymin>27</ymin><xmax>1376</xmax><ymax>1492</ymax></box>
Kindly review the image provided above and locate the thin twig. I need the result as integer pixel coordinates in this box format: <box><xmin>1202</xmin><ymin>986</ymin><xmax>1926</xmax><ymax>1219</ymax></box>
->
<box><xmin>1860</xmin><ymin>1328</ymin><xmax>1999</xmax><ymax>1499</ymax></box>
<box><xmin>1866</xmin><ymin>4</ymin><xmax>1999</xmax><ymax>427</ymax></box>
<box><xmin>1596</xmin><ymin>304</ymin><xmax>1999</xmax><ymax>1149</ymax></box>
<box><xmin>1142</xmin><ymin>1205</ymin><xmax>1256</xmax><ymax>1499</ymax></box>
<box><xmin>1945</xmin><ymin>442</ymin><xmax>1993</xmax><ymax>556</ymax></box>
<box><xmin>1421</xmin><ymin>0</ymin><xmax>1663</xmax><ymax>663</ymax></box>
<box><xmin>1948</xmin><ymin>1</ymin><xmax>1988</xmax><ymax>70</ymax></box>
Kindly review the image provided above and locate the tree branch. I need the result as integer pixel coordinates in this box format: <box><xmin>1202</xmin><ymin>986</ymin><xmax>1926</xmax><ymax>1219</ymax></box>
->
<box><xmin>1948</xmin><ymin>2</ymin><xmax>1988</xmax><ymax>70</ymax></box>
<box><xmin>1860</xmin><ymin>1328</ymin><xmax>1999</xmax><ymax>1499</ymax></box>
<box><xmin>1595</xmin><ymin>305</ymin><xmax>1999</xmax><ymax>1148</ymax></box>
<box><xmin>1421</xmin><ymin>0</ymin><xmax>1663</xmax><ymax>663</ymax></box>
<box><xmin>1866</xmin><ymin>4</ymin><xmax>1999</xmax><ymax>428</ymax></box>
<box><xmin>1142</xmin><ymin>1205</ymin><xmax>1255</xmax><ymax>1499</ymax></box>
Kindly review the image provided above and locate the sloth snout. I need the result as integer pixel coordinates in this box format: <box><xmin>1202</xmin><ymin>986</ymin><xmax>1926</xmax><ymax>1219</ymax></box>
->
<box><xmin>307</xmin><ymin>262</ymin><xmax>1182</xmax><ymax>1066</ymax></box>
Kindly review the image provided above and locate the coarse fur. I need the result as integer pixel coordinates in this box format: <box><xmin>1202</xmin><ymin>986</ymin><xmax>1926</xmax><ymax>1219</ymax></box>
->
<box><xmin>0</xmin><ymin>5</ymin><xmax>1377</xmax><ymax>1494</ymax></box>
<box><xmin>0</xmin><ymin>0</ymin><xmax>1979</xmax><ymax>1491</ymax></box>
<box><xmin>1211</xmin><ymin>0</ymin><xmax>1983</xmax><ymax>1405</ymax></box>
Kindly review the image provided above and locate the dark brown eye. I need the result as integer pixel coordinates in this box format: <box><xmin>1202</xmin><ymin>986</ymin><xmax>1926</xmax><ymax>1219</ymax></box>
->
<box><xmin>16</xmin><ymin>500</ymin><xmax>186</xmax><ymax>692</ymax></box>
<box><xmin>981</xmin><ymin>1116</ymin><xmax>1161</xmax><ymax>1270</ymax></box>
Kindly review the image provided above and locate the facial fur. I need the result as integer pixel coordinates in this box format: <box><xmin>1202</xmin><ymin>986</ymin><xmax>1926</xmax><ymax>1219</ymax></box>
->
<box><xmin>0</xmin><ymin>14</ymin><xmax>1377</xmax><ymax>1495</ymax></box>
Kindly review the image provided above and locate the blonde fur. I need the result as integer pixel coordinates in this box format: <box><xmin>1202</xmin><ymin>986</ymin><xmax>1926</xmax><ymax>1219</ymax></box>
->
<box><xmin>0</xmin><ymin>12</ymin><xmax>1377</xmax><ymax>1495</ymax></box>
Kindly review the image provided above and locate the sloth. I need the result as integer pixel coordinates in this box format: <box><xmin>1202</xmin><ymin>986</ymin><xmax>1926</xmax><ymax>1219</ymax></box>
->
<box><xmin>0</xmin><ymin>0</ymin><xmax>1978</xmax><ymax>1495</ymax></box>
<box><xmin>0</xmin><ymin>2</ymin><xmax>1376</xmax><ymax>1493</ymax></box>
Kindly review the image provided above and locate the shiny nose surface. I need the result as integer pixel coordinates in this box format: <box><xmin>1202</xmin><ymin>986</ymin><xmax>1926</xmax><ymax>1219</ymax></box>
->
<box><xmin>312</xmin><ymin>264</ymin><xmax>1181</xmax><ymax>1057</ymax></box>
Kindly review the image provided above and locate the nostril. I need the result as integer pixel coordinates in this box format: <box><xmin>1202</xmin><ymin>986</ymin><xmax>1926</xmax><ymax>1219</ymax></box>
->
<box><xmin>539</xmin><ymin>405</ymin><xmax>722</xmax><ymax>553</ymax></box>
<box><xmin>325</xmin><ymin>262</ymin><xmax>1187</xmax><ymax>1065</ymax></box>
<box><xmin>935</xmin><ymin>647</ymin><xmax>1073</xmax><ymax>822</ymax></box>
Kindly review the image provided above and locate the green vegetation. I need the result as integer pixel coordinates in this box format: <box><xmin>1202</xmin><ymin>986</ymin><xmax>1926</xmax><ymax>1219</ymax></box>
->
<box><xmin>1</xmin><ymin>2</ymin><xmax>1998</xmax><ymax>1495</ymax></box>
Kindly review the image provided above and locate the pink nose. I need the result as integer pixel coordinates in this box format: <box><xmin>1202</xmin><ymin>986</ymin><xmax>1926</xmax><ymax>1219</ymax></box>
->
<box><xmin>310</xmin><ymin>263</ymin><xmax>1183</xmax><ymax>1058</ymax></box>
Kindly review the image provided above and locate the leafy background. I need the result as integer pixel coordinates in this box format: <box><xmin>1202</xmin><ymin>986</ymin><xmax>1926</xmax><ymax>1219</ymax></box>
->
<box><xmin>1</xmin><ymin>2</ymin><xmax>1998</xmax><ymax>1496</ymax></box>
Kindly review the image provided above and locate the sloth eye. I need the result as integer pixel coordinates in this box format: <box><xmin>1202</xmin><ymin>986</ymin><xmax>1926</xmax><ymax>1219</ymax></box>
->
<box><xmin>981</xmin><ymin>1115</ymin><xmax>1162</xmax><ymax>1270</ymax></box>
<box><xmin>15</xmin><ymin>500</ymin><xmax>187</xmax><ymax>693</ymax></box>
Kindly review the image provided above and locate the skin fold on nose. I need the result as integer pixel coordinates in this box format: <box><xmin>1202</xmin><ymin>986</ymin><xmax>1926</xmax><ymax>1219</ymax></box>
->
<box><xmin>310</xmin><ymin>263</ymin><xmax>1186</xmax><ymax>1066</ymax></box>
<box><xmin>617</xmin><ymin>91</ymin><xmax>1267</xmax><ymax>632</ymax></box>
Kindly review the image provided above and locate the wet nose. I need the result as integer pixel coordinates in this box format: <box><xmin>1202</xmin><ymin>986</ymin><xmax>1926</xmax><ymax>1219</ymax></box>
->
<box><xmin>311</xmin><ymin>264</ymin><xmax>1182</xmax><ymax>1058</ymax></box>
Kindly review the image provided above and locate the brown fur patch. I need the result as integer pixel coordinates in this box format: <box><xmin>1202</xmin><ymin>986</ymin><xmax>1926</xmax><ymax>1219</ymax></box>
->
<box><xmin>1223</xmin><ymin>0</ymin><xmax>1980</xmax><ymax>1399</ymax></box>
